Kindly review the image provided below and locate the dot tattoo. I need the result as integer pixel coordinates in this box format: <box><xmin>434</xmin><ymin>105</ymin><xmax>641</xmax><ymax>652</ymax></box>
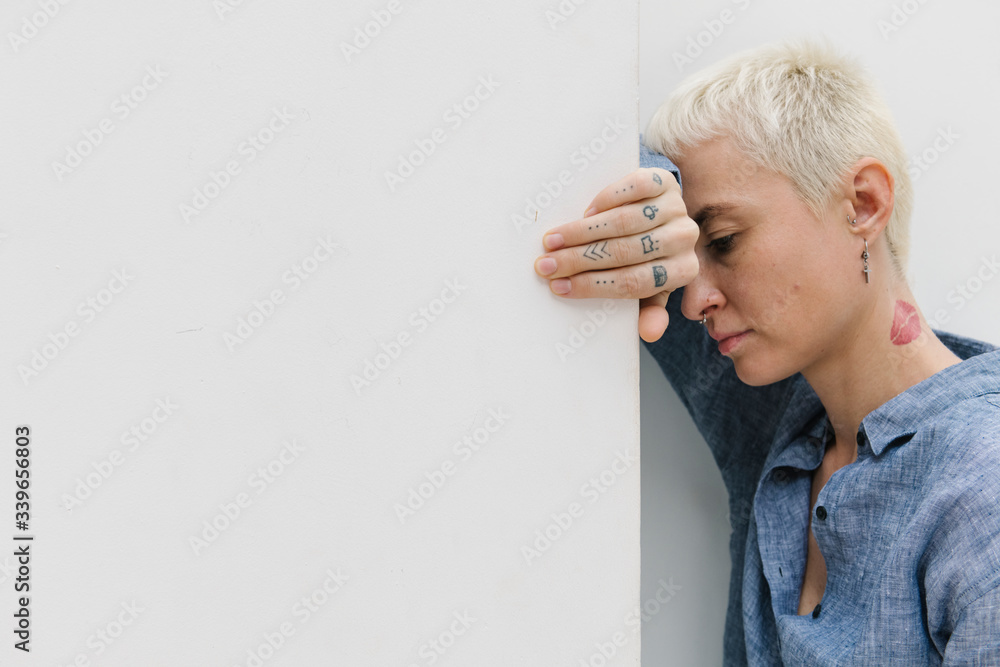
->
<box><xmin>643</xmin><ymin>205</ymin><xmax>658</xmax><ymax>220</ymax></box>
<box><xmin>653</xmin><ymin>265</ymin><xmax>667</xmax><ymax>287</ymax></box>
<box><xmin>641</xmin><ymin>234</ymin><xmax>659</xmax><ymax>254</ymax></box>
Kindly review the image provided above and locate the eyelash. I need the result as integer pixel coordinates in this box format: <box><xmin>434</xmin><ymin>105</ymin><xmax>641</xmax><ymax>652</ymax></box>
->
<box><xmin>707</xmin><ymin>234</ymin><xmax>736</xmax><ymax>254</ymax></box>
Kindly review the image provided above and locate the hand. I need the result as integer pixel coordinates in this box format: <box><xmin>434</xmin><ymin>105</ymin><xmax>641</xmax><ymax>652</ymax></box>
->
<box><xmin>533</xmin><ymin>167</ymin><xmax>699</xmax><ymax>343</ymax></box>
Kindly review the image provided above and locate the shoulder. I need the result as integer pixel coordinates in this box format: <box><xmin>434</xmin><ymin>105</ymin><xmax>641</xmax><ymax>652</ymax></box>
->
<box><xmin>930</xmin><ymin>382</ymin><xmax>1000</xmax><ymax>473</ymax></box>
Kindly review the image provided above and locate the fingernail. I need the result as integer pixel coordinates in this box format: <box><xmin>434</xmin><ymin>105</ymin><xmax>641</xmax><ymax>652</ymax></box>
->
<box><xmin>551</xmin><ymin>279</ymin><xmax>571</xmax><ymax>295</ymax></box>
<box><xmin>584</xmin><ymin>207</ymin><xmax>597</xmax><ymax>218</ymax></box>
<box><xmin>543</xmin><ymin>233</ymin><xmax>564</xmax><ymax>250</ymax></box>
<box><xmin>536</xmin><ymin>257</ymin><xmax>557</xmax><ymax>276</ymax></box>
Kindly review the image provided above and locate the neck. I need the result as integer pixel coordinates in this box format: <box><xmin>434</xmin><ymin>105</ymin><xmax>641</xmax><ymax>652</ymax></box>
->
<box><xmin>801</xmin><ymin>280</ymin><xmax>961</xmax><ymax>460</ymax></box>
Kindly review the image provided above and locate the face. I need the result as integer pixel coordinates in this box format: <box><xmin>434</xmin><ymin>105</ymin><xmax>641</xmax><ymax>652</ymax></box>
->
<box><xmin>676</xmin><ymin>136</ymin><xmax>864</xmax><ymax>386</ymax></box>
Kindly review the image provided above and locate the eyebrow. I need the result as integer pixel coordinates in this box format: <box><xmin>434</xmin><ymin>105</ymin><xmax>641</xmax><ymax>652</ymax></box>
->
<box><xmin>691</xmin><ymin>204</ymin><xmax>739</xmax><ymax>227</ymax></box>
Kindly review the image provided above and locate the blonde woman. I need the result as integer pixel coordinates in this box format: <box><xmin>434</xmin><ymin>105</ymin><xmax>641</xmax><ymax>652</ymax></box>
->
<box><xmin>533</xmin><ymin>41</ymin><xmax>1000</xmax><ymax>665</ymax></box>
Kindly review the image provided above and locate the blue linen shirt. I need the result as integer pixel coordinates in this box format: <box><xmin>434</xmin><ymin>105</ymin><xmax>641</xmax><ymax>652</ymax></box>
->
<box><xmin>640</xmin><ymin>141</ymin><xmax>1000</xmax><ymax>665</ymax></box>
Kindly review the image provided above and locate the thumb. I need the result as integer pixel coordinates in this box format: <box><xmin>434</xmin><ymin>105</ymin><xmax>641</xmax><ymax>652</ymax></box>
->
<box><xmin>638</xmin><ymin>291</ymin><xmax>671</xmax><ymax>343</ymax></box>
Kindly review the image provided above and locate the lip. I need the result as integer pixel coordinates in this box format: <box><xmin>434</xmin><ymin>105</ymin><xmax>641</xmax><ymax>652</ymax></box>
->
<box><xmin>712</xmin><ymin>330</ymin><xmax>751</xmax><ymax>355</ymax></box>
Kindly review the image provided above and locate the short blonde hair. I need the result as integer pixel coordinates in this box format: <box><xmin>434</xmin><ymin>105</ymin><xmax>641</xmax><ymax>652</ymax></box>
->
<box><xmin>644</xmin><ymin>40</ymin><xmax>912</xmax><ymax>275</ymax></box>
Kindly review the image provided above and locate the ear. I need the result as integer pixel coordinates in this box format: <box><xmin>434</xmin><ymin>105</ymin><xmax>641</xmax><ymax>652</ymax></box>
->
<box><xmin>844</xmin><ymin>157</ymin><xmax>894</xmax><ymax>242</ymax></box>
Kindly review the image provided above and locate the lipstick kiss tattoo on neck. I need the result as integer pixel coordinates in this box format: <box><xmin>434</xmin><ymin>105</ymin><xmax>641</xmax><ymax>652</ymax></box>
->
<box><xmin>890</xmin><ymin>300</ymin><xmax>920</xmax><ymax>345</ymax></box>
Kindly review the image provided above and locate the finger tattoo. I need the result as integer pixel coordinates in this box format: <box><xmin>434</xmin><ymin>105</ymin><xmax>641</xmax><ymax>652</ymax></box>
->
<box><xmin>643</xmin><ymin>205</ymin><xmax>658</xmax><ymax>220</ymax></box>
<box><xmin>653</xmin><ymin>265</ymin><xmax>667</xmax><ymax>287</ymax></box>
<box><xmin>583</xmin><ymin>241</ymin><xmax>611</xmax><ymax>261</ymax></box>
<box><xmin>641</xmin><ymin>234</ymin><xmax>659</xmax><ymax>254</ymax></box>
<box><xmin>652</xmin><ymin>172</ymin><xmax>662</xmax><ymax>186</ymax></box>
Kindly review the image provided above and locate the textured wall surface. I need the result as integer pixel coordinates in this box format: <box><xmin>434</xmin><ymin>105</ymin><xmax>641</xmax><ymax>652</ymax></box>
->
<box><xmin>1</xmin><ymin>2</ymin><xmax>641</xmax><ymax>664</ymax></box>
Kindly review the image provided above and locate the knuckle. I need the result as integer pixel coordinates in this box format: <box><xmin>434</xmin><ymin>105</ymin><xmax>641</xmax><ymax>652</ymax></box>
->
<box><xmin>612</xmin><ymin>207</ymin><xmax>631</xmax><ymax>238</ymax></box>
<box><xmin>679</xmin><ymin>217</ymin><xmax>700</xmax><ymax>246</ymax></box>
<box><xmin>679</xmin><ymin>255</ymin><xmax>700</xmax><ymax>284</ymax></box>
<box><xmin>609</xmin><ymin>237</ymin><xmax>632</xmax><ymax>265</ymax></box>
<box><xmin>615</xmin><ymin>270</ymin><xmax>642</xmax><ymax>298</ymax></box>
<box><xmin>662</xmin><ymin>198</ymin><xmax>689</xmax><ymax>222</ymax></box>
<box><xmin>556</xmin><ymin>248</ymin><xmax>579</xmax><ymax>277</ymax></box>
<box><xmin>637</xmin><ymin>170</ymin><xmax>657</xmax><ymax>199</ymax></box>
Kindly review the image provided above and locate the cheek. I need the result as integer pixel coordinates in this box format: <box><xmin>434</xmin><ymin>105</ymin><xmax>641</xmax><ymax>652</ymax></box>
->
<box><xmin>750</xmin><ymin>282</ymin><xmax>802</xmax><ymax>330</ymax></box>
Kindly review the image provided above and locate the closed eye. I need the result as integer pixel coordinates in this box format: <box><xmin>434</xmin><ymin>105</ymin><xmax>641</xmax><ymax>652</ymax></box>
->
<box><xmin>707</xmin><ymin>234</ymin><xmax>736</xmax><ymax>254</ymax></box>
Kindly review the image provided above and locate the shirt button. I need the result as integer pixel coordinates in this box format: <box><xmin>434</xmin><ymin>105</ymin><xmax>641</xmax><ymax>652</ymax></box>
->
<box><xmin>815</xmin><ymin>505</ymin><xmax>827</xmax><ymax>520</ymax></box>
<box><xmin>812</xmin><ymin>603</ymin><xmax>822</xmax><ymax>619</ymax></box>
<box><xmin>773</xmin><ymin>469</ymin><xmax>788</xmax><ymax>482</ymax></box>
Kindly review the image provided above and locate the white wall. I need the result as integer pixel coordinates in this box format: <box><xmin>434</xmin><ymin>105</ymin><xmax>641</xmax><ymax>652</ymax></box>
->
<box><xmin>0</xmin><ymin>1</ymin><xmax>643</xmax><ymax>664</ymax></box>
<box><xmin>639</xmin><ymin>1</ymin><xmax>1000</xmax><ymax>664</ymax></box>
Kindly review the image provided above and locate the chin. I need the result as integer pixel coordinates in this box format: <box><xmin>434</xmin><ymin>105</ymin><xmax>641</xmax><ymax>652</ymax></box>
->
<box><xmin>730</xmin><ymin>355</ymin><xmax>797</xmax><ymax>387</ymax></box>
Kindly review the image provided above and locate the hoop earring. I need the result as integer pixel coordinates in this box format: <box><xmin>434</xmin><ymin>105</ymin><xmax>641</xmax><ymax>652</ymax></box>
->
<box><xmin>848</xmin><ymin>215</ymin><xmax>856</xmax><ymax>225</ymax></box>
<box><xmin>862</xmin><ymin>239</ymin><xmax>870</xmax><ymax>284</ymax></box>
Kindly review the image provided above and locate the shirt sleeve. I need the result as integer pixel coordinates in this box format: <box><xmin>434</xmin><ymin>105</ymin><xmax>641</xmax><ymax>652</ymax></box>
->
<box><xmin>925</xmin><ymin>433</ymin><xmax>1000</xmax><ymax>662</ymax></box>
<box><xmin>942</xmin><ymin>585</ymin><xmax>1000</xmax><ymax>665</ymax></box>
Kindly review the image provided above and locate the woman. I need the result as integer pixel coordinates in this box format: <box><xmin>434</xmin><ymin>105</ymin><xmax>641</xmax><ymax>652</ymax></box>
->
<box><xmin>533</xmin><ymin>41</ymin><xmax>1000</xmax><ymax>665</ymax></box>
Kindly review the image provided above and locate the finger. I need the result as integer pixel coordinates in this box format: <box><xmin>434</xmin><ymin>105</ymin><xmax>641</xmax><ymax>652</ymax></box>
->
<box><xmin>638</xmin><ymin>292</ymin><xmax>671</xmax><ymax>342</ymax></box>
<box><xmin>582</xmin><ymin>167</ymin><xmax>678</xmax><ymax>219</ymax></box>
<box><xmin>547</xmin><ymin>253</ymin><xmax>698</xmax><ymax>300</ymax></box>
<box><xmin>534</xmin><ymin>214</ymin><xmax>698</xmax><ymax>280</ymax></box>
<box><xmin>541</xmin><ymin>194</ymin><xmax>687</xmax><ymax>252</ymax></box>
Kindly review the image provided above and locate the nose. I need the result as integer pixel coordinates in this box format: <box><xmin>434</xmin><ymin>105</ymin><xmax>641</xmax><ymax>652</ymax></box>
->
<box><xmin>680</xmin><ymin>261</ymin><xmax>725</xmax><ymax>322</ymax></box>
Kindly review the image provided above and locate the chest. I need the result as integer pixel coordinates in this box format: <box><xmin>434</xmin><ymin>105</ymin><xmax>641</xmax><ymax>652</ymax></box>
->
<box><xmin>797</xmin><ymin>449</ymin><xmax>848</xmax><ymax>615</ymax></box>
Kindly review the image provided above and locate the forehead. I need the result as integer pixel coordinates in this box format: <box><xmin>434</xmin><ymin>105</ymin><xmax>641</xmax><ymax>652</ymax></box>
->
<box><xmin>673</xmin><ymin>136</ymin><xmax>785</xmax><ymax>213</ymax></box>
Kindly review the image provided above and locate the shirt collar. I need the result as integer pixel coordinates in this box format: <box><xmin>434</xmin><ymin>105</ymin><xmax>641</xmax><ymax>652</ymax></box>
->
<box><xmin>862</xmin><ymin>330</ymin><xmax>999</xmax><ymax>456</ymax></box>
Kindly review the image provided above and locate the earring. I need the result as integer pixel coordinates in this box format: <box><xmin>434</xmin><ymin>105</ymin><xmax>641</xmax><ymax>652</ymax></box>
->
<box><xmin>848</xmin><ymin>215</ymin><xmax>856</xmax><ymax>225</ymax></box>
<box><xmin>862</xmin><ymin>239</ymin><xmax>870</xmax><ymax>284</ymax></box>
<box><xmin>700</xmin><ymin>312</ymin><xmax>707</xmax><ymax>326</ymax></box>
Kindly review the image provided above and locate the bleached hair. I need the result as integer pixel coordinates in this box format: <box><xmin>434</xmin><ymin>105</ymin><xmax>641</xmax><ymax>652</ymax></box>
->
<box><xmin>644</xmin><ymin>39</ymin><xmax>912</xmax><ymax>275</ymax></box>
